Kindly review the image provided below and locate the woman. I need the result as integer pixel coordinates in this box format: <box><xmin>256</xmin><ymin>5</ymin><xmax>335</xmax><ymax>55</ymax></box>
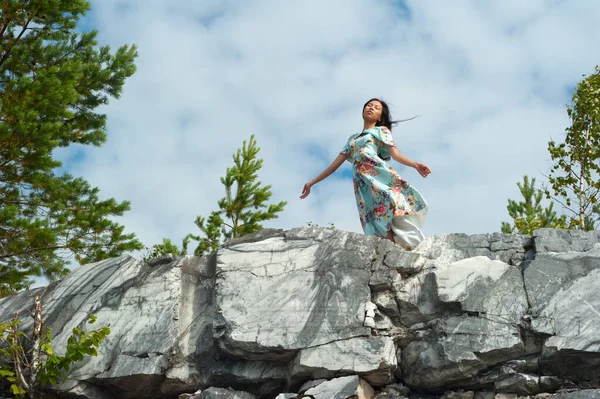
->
<box><xmin>300</xmin><ymin>98</ymin><xmax>431</xmax><ymax>249</ymax></box>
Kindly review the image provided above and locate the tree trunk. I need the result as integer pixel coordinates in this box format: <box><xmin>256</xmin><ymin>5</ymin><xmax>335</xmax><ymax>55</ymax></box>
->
<box><xmin>29</xmin><ymin>295</ymin><xmax>43</xmax><ymax>399</ymax></box>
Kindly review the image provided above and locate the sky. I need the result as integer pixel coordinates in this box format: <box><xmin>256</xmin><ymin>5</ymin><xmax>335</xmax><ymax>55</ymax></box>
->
<box><xmin>55</xmin><ymin>0</ymin><xmax>600</xmax><ymax>254</ymax></box>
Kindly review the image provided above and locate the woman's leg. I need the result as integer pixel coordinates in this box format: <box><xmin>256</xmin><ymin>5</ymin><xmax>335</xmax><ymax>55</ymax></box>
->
<box><xmin>385</xmin><ymin>230</ymin><xmax>394</xmax><ymax>242</ymax></box>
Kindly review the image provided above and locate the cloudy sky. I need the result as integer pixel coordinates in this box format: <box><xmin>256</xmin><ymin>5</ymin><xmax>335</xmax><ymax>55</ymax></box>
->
<box><xmin>56</xmin><ymin>0</ymin><xmax>600</xmax><ymax>253</ymax></box>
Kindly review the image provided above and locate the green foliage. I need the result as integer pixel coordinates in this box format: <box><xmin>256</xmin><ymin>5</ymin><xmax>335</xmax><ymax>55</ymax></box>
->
<box><xmin>546</xmin><ymin>66</ymin><xmax>600</xmax><ymax>230</ymax></box>
<box><xmin>37</xmin><ymin>315</ymin><xmax>110</xmax><ymax>387</ymax></box>
<box><xmin>186</xmin><ymin>135</ymin><xmax>287</xmax><ymax>255</ymax></box>
<box><xmin>0</xmin><ymin>313</ymin><xmax>109</xmax><ymax>398</ymax></box>
<box><xmin>501</xmin><ymin>175</ymin><xmax>567</xmax><ymax>236</ymax></box>
<box><xmin>0</xmin><ymin>0</ymin><xmax>143</xmax><ymax>295</ymax></box>
<box><xmin>142</xmin><ymin>238</ymin><xmax>186</xmax><ymax>262</ymax></box>
<box><xmin>306</xmin><ymin>221</ymin><xmax>336</xmax><ymax>229</ymax></box>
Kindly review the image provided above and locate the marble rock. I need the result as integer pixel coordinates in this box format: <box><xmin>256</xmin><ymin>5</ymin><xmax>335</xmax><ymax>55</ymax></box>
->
<box><xmin>435</xmin><ymin>257</ymin><xmax>528</xmax><ymax>324</ymax></box>
<box><xmin>402</xmin><ymin>316</ymin><xmax>528</xmax><ymax>389</ymax></box>
<box><xmin>525</xmin><ymin>244</ymin><xmax>600</xmax><ymax>380</ymax></box>
<box><xmin>291</xmin><ymin>336</ymin><xmax>397</xmax><ymax>386</ymax></box>
<box><xmin>494</xmin><ymin>373</ymin><xmax>542</xmax><ymax>395</ymax></box>
<box><xmin>197</xmin><ymin>387</ymin><xmax>256</xmax><ymax>399</ymax></box>
<box><xmin>214</xmin><ymin>228</ymin><xmax>374</xmax><ymax>360</ymax></box>
<box><xmin>552</xmin><ymin>390</ymin><xmax>600</xmax><ymax>399</ymax></box>
<box><xmin>304</xmin><ymin>375</ymin><xmax>375</xmax><ymax>399</ymax></box>
<box><xmin>3</xmin><ymin>226</ymin><xmax>600</xmax><ymax>399</ymax></box>
<box><xmin>394</xmin><ymin>256</ymin><xmax>528</xmax><ymax>327</ymax></box>
<box><xmin>533</xmin><ymin>228</ymin><xmax>600</xmax><ymax>253</ymax></box>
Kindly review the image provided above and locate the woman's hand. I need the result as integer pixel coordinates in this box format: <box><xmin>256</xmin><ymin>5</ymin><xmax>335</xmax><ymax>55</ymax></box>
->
<box><xmin>300</xmin><ymin>183</ymin><xmax>312</xmax><ymax>199</ymax></box>
<box><xmin>415</xmin><ymin>162</ymin><xmax>431</xmax><ymax>178</ymax></box>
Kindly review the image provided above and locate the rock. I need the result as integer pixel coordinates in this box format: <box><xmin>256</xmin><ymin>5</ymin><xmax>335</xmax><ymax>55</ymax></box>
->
<box><xmin>198</xmin><ymin>387</ymin><xmax>256</xmax><ymax>398</ymax></box>
<box><xmin>525</xmin><ymin>245</ymin><xmax>600</xmax><ymax>380</ymax></box>
<box><xmin>178</xmin><ymin>390</ymin><xmax>202</xmax><ymax>399</ymax></box>
<box><xmin>53</xmin><ymin>380</ymin><xmax>113</xmax><ymax>399</ymax></box>
<box><xmin>291</xmin><ymin>336</ymin><xmax>397</xmax><ymax>386</ymax></box>
<box><xmin>375</xmin><ymin>383</ymin><xmax>411</xmax><ymax>398</ymax></box>
<box><xmin>394</xmin><ymin>256</ymin><xmax>527</xmax><ymax>328</ymax></box>
<box><xmin>553</xmin><ymin>390</ymin><xmax>600</xmax><ymax>399</ymax></box>
<box><xmin>533</xmin><ymin>228</ymin><xmax>600</xmax><ymax>253</ymax></box>
<box><xmin>214</xmin><ymin>229</ymin><xmax>374</xmax><ymax>360</ymax></box>
<box><xmin>554</xmin><ymin>389</ymin><xmax>600</xmax><ymax>399</ymax></box>
<box><xmin>494</xmin><ymin>394</ymin><xmax>517</xmax><ymax>399</ymax></box>
<box><xmin>385</xmin><ymin>383</ymin><xmax>411</xmax><ymax>396</ymax></box>
<box><xmin>539</xmin><ymin>376</ymin><xmax>561</xmax><ymax>393</ymax></box>
<box><xmin>299</xmin><ymin>379</ymin><xmax>328</xmax><ymax>392</ymax></box>
<box><xmin>3</xmin><ymin>226</ymin><xmax>600</xmax><ymax>398</ymax></box>
<box><xmin>304</xmin><ymin>375</ymin><xmax>375</xmax><ymax>399</ymax></box>
<box><xmin>402</xmin><ymin>316</ymin><xmax>528</xmax><ymax>389</ymax></box>
<box><xmin>444</xmin><ymin>391</ymin><xmax>474</xmax><ymax>399</ymax></box>
<box><xmin>473</xmin><ymin>391</ymin><xmax>495</xmax><ymax>399</ymax></box>
<box><xmin>494</xmin><ymin>373</ymin><xmax>542</xmax><ymax>395</ymax></box>
<box><xmin>147</xmin><ymin>253</ymin><xmax>176</xmax><ymax>266</ymax></box>
<box><xmin>435</xmin><ymin>257</ymin><xmax>528</xmax><ymax>324</ymax></box>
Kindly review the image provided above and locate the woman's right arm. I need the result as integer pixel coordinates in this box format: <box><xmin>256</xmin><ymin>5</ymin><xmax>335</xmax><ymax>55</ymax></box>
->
<box><xmin>300</xmin><ymin>153</ymin><xmax>349</xmax><ymax>199</ymax></box>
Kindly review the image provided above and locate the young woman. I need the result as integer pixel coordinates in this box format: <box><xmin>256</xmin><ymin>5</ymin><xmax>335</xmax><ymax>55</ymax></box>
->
<box><xmin>300</xmin><ymin>98</ymin><xmax>431</xmax><ymax>249</ymax></box>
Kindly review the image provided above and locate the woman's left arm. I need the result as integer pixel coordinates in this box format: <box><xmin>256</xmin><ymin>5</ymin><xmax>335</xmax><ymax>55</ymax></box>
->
<box><xmin>387</xmin><ymin>145</ymin><xmax>432</xmax><ymax>178</ymax></box>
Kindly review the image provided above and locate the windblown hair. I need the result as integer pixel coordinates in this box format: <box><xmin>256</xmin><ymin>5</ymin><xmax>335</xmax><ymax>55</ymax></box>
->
<box><xmin>363</xmin><ymin>98</ymin><xmax>417</xmax><ymax>131</ymax></box>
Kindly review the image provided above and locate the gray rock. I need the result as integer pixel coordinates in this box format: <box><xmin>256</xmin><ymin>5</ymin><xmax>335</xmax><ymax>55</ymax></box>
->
<box><xmin>435</xmin><ymin>256</ymin><xmax>528</xmax><ymax>324</ymax></box>
<box><xmin>178</xmin><ymin>391</ymin><xmax>203</xmax><ymax>399</ymax></box>
<box><xmin>473</xmin><ymin>391</ymin><xmax>495</xmax><ymax>399</ymax></box>
<box><xmin>147</xmin><ymin>253</ymin><xmax>176</xmax><ymax>266</ymax></box>
<box><xmin>539</xmin><ymin>376</ymin><xmax>561</xmax><ymax>393</ymax></box>
<box><xmin>274</xmin><ymin>395</ymin><xmax>298</xmax><ymax>399</ymax></box>
<box><xmin>394</xmin><ymin>256</ymin><xmax>527</xmax><ymax>327</ymax></box>
<box><xmin>494</xmin><ymin>394</ymin><xmax>517</xmax><ymax>399</ymax></box>
<box><xmin>553</xmin><ymin>390</ymin><xmax>600</xmax><ymax>399</ymax></box>
<box><xmin>299</xmin><ymin>379</ymin><xmax>328</xmax><ymax>392</ymax></box>
<box><xmin>402</xmin><ymin>317</ymin><xmax>528</xmax><ymax>389</ymax></box>
<box><xmin>3</xmin><ymin>227</ymin><xmax>600</xmax><ymax>398</ymax></box>
<box><xmin>199</xmin><ymin>387</ymin><xmax>256</xmax><ymax>399</ymax></box>
<box><xmin>525</xmin><ymin>245</ymin><xmax>600</xmax><ymax>380</ymax></box>
<box><xmin>214</xmin><ymin>229</ymin><xmax>374</xmax><ymax>360</ymax></box>
<box><xmin>291</xmin><ymin>336</ymin><xmax>397</xmax><ymax>386</ymax></box>
<box><xmin>376</xmin><ymin>383</ymin><xmax>411</xmax><ymax>398</ymax></box>
<box><xmin>52</xmin><ymin>380</ymin><xmax>113</xmax><ymax>399</ymax></box>
<box><xmin>304</xmin><ymin>375</ymin><xmax>375</xmax><ymax>399</ymax></box>
<box><xmin>533</xmin><ymin>228</ymin><xmax>600</xmax><ymax>253</ymax></box>
<box><xmin>494</xmin><ymin>373</ymin><xmax>541</xmax><ymax>395</ymax></box>
<box><xmin>444</xmin><ymin>391</ymin><xmax>474</xmax><ymax>399</ymax></box>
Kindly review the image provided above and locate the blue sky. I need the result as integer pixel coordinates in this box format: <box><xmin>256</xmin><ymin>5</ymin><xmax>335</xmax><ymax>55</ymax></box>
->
<box><xmin>54</xmin><ymin>0</ymin><xmax>600</xmax><ymax>252</ymax></box>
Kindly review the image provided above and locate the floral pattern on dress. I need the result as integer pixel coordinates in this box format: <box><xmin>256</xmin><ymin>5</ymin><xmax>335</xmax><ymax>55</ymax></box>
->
<box><xmin>340</xmin><ymin>126</ymin><xmax>428</xmax><ymax>238</ymax></box>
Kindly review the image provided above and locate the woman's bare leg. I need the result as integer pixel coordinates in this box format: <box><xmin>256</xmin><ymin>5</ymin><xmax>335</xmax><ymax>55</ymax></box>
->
<box><xmin>385</xmin><ymin>230</ymin><xmax>394</xmax><ymax>242</ymax></box>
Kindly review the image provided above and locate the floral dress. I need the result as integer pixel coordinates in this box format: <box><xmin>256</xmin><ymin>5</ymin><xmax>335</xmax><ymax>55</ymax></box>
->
<box><xmin>341</xmin><ymin>126</ymin><xmax>428</xmax><ymax>248</ymax></box>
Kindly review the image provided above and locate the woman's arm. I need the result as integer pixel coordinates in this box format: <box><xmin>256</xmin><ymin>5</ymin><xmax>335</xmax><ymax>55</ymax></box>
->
<box><xmin>300</xmin><ymin>153</ymin><xmax>349</xmax><ymax>199</ymax></box>
<box><xmin>387</xmin><ymin>146</ymin><xmax>432</xmax><ymax>178</ymax></box>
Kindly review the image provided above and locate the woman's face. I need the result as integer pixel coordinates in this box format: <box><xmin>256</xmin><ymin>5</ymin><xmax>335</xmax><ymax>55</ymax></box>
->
<box><xmin>363</xmin><ymin>100</ymin><xmax>383</xmax><ymax>123</ymax></box>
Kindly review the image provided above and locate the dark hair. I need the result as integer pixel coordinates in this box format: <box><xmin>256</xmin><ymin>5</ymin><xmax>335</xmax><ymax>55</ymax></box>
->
<box><xmin>363</xmin><ymin>98</ymin><xmax>417</xmax><ymax>131</ymax></box>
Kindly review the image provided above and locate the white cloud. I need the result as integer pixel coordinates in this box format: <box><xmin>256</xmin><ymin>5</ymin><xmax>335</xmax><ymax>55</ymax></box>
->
<box><xmin>56</xmin><ymin>0</ymin><xmax>600</xmax><ymax>252</ymax></box>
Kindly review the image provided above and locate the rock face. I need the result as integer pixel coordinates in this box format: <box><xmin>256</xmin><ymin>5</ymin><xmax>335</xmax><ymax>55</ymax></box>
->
<box><xmin>0</xmin><ymin>227</ymin><xmax>599</xmax><ymax>399</ymax></box>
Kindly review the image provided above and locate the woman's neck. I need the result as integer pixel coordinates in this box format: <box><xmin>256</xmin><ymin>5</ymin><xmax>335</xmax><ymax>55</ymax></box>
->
<box><xmin>363</xmin><ymin>122</ymin><xmax>377</xmax><ymax>131</ymax></box>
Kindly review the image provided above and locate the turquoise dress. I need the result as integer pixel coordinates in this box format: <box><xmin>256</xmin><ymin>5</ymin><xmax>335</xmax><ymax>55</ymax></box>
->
<box><xmin>341</xmin><ymin>126</ymin><xmax>428</xmax><ymax>247</ymax></box>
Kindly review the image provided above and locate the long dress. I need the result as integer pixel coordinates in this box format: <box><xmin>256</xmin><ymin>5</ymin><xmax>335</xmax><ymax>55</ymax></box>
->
<box><xmin>340</xmin><ymin>126</ymin><xmax>428</xmax><ymax>249</ymax></box>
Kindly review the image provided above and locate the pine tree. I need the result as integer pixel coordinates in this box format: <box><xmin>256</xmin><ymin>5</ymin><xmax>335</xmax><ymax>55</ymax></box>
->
<box><xmin>0</xmin><ymin>0</ymin><xmax>142</xmax><ymax>295</ymax></box>
<box><xmin>186</xmin><ymin>135</ymin><xmax>287</xmax><ymax>255</ymax></box>
<box><xmin>142</xmin><ymin>238</ymin><xmax>185</xmax><ymax>262</ymax></box>
<box><xmin>546</xmin><ymin>66</ymin><xmax>600</xmax><ymax>230</ymax></box>
<box><xmin>501</xmin><ymin>175</ymin><xmax>567</xmax><ymax>236</ymax></box>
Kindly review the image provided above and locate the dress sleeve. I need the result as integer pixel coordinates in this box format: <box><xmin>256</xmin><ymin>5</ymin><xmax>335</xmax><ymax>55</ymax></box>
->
<box><xmin>371</xmin><ymin>126</ymin><xmax>395</xmax><ymax>160</ymax></box>
<box><xmin>340</xmin><ymin>136</ymin><xmax>352</xmax><ymax>156</ymax></box>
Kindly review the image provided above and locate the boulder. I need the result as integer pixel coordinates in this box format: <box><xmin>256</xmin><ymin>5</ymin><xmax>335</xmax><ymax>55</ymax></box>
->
<box><xmin>304</xmin><ymin>375</ymin><xmax>375</xmax><ymax>399</ymax></box>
